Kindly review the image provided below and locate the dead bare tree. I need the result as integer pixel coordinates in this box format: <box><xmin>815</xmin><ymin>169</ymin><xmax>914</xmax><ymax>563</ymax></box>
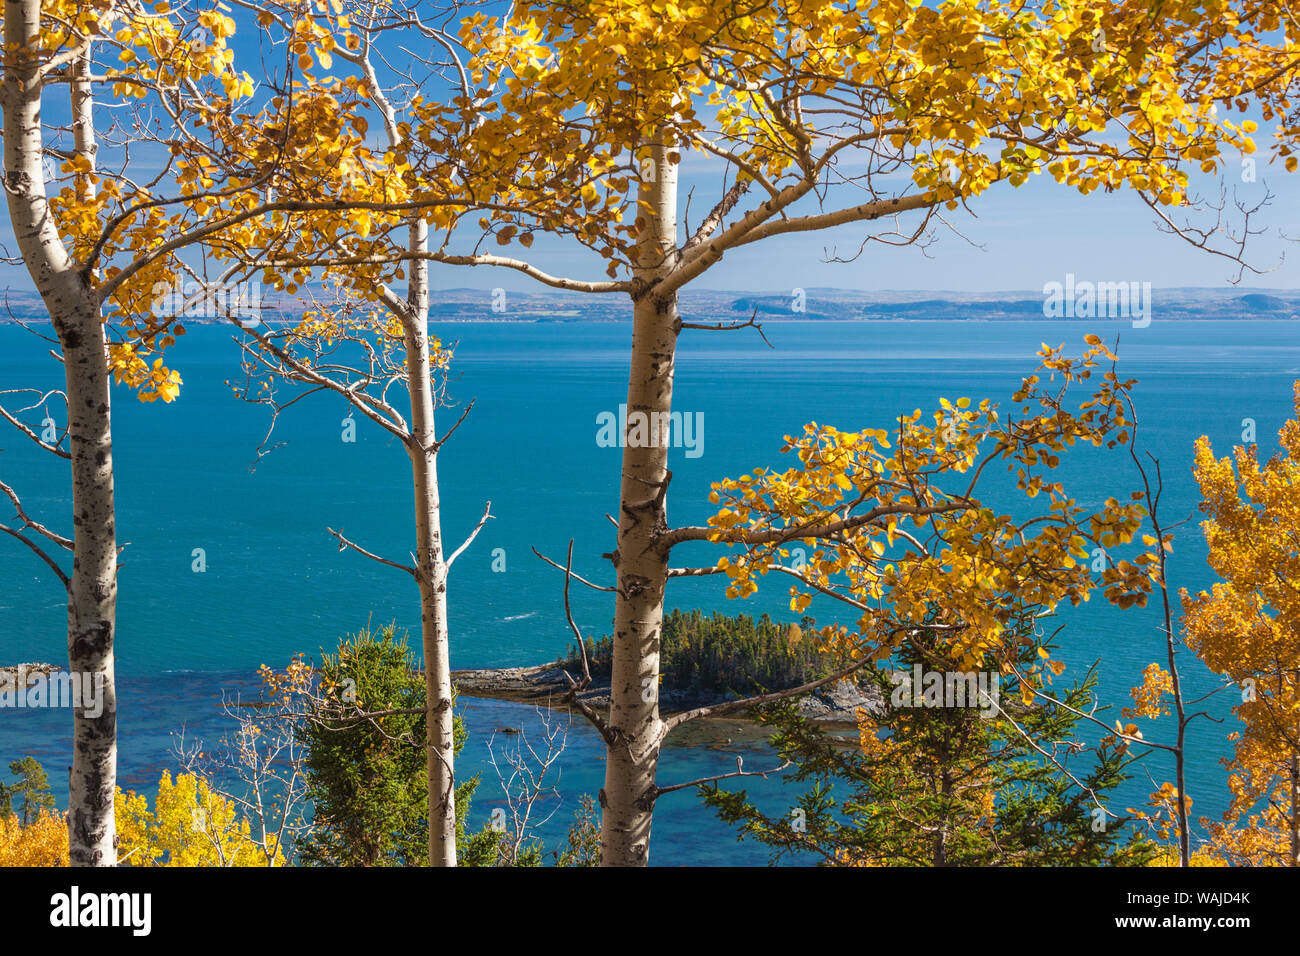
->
<box><xmin>484</xmin><ymin>707</ymin><xmax>570</xmax><ymax>866</ymax></box>
<box><xmin>171</xmin><ymin>682</ymin><xmax>313</xmax><ymax>867</ymax></box>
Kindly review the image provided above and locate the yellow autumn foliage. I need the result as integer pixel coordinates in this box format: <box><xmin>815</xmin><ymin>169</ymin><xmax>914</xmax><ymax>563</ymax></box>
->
<box><xmin>19</xmin><ymin>0</ymin><xmax>1298</xmax><ymax>407</ymax></box>
<box><xmin>117</xmin><ymin>771</ymin><xmax>282</xmax><ymax>867</ymax></box>
<box><xmin>0</xmin><ymin>810</ymin><xmax>70</xmax><ymax>867</ymax></box>
<box><xmin>0</xmin><ymin>772</ymin><xmax>281</xmax><ymax>867</ymax></box>
<box><xmin>1146</xmin><ymin>846</ymin><xmax>1228</xmax><ymax>868</ymax></box>
<box><xmin>1183</xmin><ymin>382</ymin><xmax>1300</xmax><ymax>866</ymax></box>
<box><xmin>706</xmin><ymin>341</ymin><xmax>1150</xmax><ymax>667</ymax></box>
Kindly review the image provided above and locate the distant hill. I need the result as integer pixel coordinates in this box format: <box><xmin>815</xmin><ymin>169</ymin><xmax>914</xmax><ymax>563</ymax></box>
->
<box><xmin>1238</xmin><ymin>293</ymin><xmax>1291</xmax><ymax>313</ymax></box>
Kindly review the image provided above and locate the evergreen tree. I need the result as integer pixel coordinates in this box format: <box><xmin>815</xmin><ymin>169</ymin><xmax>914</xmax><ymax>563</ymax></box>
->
<box><xmin>703</xmin><ymin>619</ymin><xmax>1156</xmax><ymax>866</ymax></box>
<box><xmin>3</xmin><ymin>757</ymin><xmax>56</xmax><ymax>826</ymax></box>
<box><xmin>296</xmin><ymin>625</ymin><xmax>497</xmax><ymax>866</ymax></box>
<box><xmin>567</xmin><ymin>609</ymin><xmax>844</xmax><ymax>699</ymax></box>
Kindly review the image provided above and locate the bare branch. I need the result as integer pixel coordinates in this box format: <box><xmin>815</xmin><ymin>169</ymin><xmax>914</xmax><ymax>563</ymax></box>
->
<box><xmin>326</xmin><ymin>527</ymin><xmax>417</xmax><ymax>577</ymax></box>
<box><xmin>677</xmin><ymin>305</ymin><xmax>773</xmax><ymax>348</ymax></box>
<box><xmin>0</xmin><ymin>390</ymin><xmax>71</xmax><ymax>459</ymax></box>
<box><xmin>661</xmin><ymin>655</ymin><xmax>875</xmax><ymax>739</ymax></box>
<box><xmin>531</xmin><ymin>546</ymin><xmax>617</xmax><ymax>592</ymax></box>
<box><xmin>445</xmin><ymin>500</ymin><xmax>492</xmax><ymax>570</ymax></box>
<box><xmin>0</xmin><ymin>523</ymin><xmax>70</xmax><ymax>587</ymax></box>
<box><xmin>651</xmin><ymin>755</ymin><xmax>792</xmax><ymax>801</ymax></box>
<box><xmin>0</xmin><ymin>478</ymin><xmax>73</xmax><ymax>550</ymax></box>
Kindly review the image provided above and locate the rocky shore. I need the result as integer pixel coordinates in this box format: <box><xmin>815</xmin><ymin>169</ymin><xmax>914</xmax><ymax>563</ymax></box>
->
<box><xmin>0</xmin><ymin>662</ymin><xmax>58</xmax><ymax>687</ymax></box>
<box><xmin>451</xmin><ymin>662</ymin><xmax>883</xmax><ymax>726</ymax></box>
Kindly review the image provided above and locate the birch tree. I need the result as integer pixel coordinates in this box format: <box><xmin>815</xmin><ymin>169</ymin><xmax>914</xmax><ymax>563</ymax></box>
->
<box><xmin>0</xmin><ymin>0</ymin><xmax>461</xmax><ymax>866</ymax></box>
<box><xmin>234</xmin><ymin>288</ymin><xmax>489</xmax><ymax>868</ymax></box>
<box><xmin>0</xmin><ymin>0</ymin><xmax>270</xmax><ymax>866</ymax></box>
<box><xmin>397</xmin><ymin>0</ymin><xmax>1269</xmax><ymax>865</ymax></box>
<box><xmin>215</xmin><ymin>0</ymin><xmax>492</xmax><ymax>866</ymax></box>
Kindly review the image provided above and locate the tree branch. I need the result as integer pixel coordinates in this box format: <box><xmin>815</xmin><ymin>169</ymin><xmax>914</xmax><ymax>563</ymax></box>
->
<box><xmin>650</xmin><ymin>755</ymin><xmax>792</xmax><ymax>801</ymax></box>
<box><xmin>660</xmin><ymin>656</ymin><xmax>875</xmax><ymax>740</ymax></box>
<box><xmin>445</xmin><ymin>501</ymin><xmax>492</xmax><ymax>570</ymax></box>
<box><xmin>326</xmin><ymin>527</ymin><xmax>417</xmax><ymax>577</ymax></box>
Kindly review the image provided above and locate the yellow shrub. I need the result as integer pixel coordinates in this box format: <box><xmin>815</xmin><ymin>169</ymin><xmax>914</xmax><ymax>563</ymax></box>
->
<box><xmin>0</xmin><ymin>810</ymin><xmax>70</xmax><ymax>866</ymax></box>
<box><xmin>117</xmin><ymin>771</ymin><xmax>281</xmax><ymax>867</ymax></box>
<box><xmin>1</xmin><ymin>772</ymin><xmax>283</xmax><ymax>867</ymax></box>
<box><xmin>1146</xmin><ymin>846</ymin><xmax>1228</xmax><ymax>867</ymax></box>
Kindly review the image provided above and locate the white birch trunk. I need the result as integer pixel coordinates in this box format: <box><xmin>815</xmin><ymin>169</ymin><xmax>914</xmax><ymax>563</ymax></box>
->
<box><xmin>402</xmin><ymin>219</ymin><xmax>458</xmax><ymax>866</ymax></box>
<box><xmin>2</xmin><ymin>0</ymin><xmax>118</xmax><ymax>865</ymax></box>
<box><xmin>599</xmin><ymin>137</ymin><xmax>679</xmax><ymax>866</ymax></box>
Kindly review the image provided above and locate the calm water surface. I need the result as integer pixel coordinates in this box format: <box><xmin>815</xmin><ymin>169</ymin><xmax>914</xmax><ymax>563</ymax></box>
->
<box><xmin>3</xmin><ymin>317</ymin><xmax>1298</xmax><ymax>864</ymax></box>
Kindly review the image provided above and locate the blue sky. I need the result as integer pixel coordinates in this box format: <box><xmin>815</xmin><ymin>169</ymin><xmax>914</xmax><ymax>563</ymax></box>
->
<box><xmin>430</xmin><ymin>145</ymin><xmax>1300</xmax><ymax>293</ymax></box>
<box><xmin>5</xmin><ymin>3</ymin><xmax>1299</xmax><ymax>297</ymax></box>
<box><xmin>7</xmin><ymin>146</ymin><xmax>1296</xmax><ymax>295</ymax></box>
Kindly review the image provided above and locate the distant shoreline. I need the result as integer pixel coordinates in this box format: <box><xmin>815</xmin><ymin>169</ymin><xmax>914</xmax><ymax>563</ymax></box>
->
<box><xmin>4</xmin><ymin>285</ymin><xmax>1300</xmax><ymax>328</ymax></box>
<box><xmin>6</xmin><ymin>316</ymin><xmax>1300</xmax><ymax>327</ymax></box>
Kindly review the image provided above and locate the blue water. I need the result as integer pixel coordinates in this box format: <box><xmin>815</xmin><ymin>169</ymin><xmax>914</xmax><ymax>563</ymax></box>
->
<box><xmin>2</xmin><ymin>318</ymin><xmax>1299</xmax><ymax>864</ymax></box>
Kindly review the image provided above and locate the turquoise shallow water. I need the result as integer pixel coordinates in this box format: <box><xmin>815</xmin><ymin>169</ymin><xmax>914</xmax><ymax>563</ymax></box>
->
<box><xmin>2</xmin><ymin>317</ymin><xmax>1299</xmax><ymax>864</ymax></box>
